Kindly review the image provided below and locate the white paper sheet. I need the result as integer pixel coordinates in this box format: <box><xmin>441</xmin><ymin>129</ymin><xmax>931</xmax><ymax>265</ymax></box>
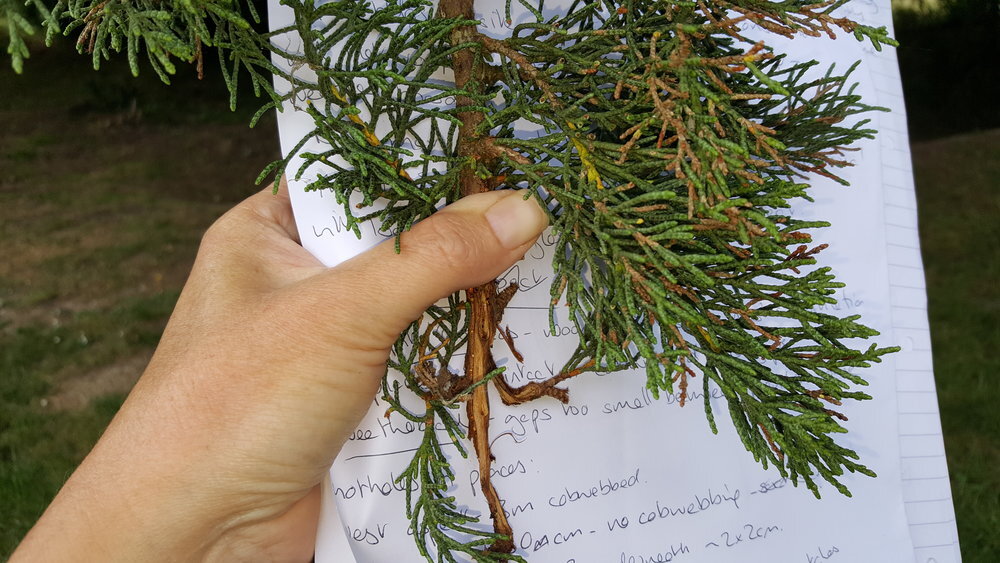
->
<box><xmin>266</xmin><ymin>1</ymin><xmax>961</xmax><ymax>560</ymax></box>
<box><xmin>865</xmin><ymin>33</ymin><xmax>963</xmax><ymax>563</ymax></box>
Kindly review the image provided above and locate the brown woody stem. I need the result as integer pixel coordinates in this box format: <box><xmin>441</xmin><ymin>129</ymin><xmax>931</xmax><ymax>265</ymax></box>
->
<box><xmin>464</xmin><ymin>283</ymin><xmax>515</xmax><ymax>553</ymax></box>
<box><xmin>439</xmin><ymin>0</ymin><xmax>514</xmax><ymax>553</ymax></box>
<box><xmin>438</xmin><ymin>0</ymin><xmax>592</xmax><ymax>553</ymax></box>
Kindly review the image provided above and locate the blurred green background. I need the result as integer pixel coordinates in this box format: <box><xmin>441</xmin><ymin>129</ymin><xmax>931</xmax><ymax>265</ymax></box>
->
<box><xmin>1</xmin><ymin>0</ymin><xmax>997</xmax><ymax>560</ymax></box>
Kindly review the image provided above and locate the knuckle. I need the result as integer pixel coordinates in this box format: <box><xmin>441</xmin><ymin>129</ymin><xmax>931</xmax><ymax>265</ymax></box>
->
<box><xmin>201</xmin><ymin>209</ymin><xmax>239</xmax><ymax>246</ymax></box>
<box><xmin>200</xmin><ymin>205</ymin><xmax>254</xmax><ymax>252</ymax></box>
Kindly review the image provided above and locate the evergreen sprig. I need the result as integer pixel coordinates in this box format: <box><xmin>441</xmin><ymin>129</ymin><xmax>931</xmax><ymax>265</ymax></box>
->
<box><xmin>3</xmin><ymin>0</ymin><xmax>900</xmax><ymax>559</ymax></box>
<box><xmin>3</xmin><ymin>0</ymin><xmax>282</xmax><ymax>110</ymax></box>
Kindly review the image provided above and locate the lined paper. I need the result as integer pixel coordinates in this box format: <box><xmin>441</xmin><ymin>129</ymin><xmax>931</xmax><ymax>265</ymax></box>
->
<box><xmin>266</xmin><ymin>0</ymin><xmax>962</xmax><ymax>560</ymax></box>
<box><xmin>866</xmin><ymin>15</ymin><xmax>962</xmax><ymax>560</ymax></box>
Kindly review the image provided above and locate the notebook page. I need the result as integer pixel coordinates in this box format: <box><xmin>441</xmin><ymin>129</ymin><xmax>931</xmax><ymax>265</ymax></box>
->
<box><xmin>266</xmin><ymin>1</ymin><xmax>935</xmax><ymax>560</ymax></box>
<box><xmin>862</xmin><ymin>14</ymin><xmax>962</xmax><ymax>561</ymax></box>
<box><xmin>749</xmin><ymin>1</ymin><xmax>962</xmax><ymax>556</ymax></box>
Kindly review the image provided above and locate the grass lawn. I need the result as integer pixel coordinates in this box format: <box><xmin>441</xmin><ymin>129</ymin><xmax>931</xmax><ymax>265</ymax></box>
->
<box><xmin>912</xmin><ymin>131</ymin><xmax>1000</xmax><ymax>561</ymax></box>
<box><xmin>0</xmin><ymin>38</ymin><xmax>279</xmax><ymax>556</ymax></box>
<box><xmin>1</xmin><ymin>35</ymin><xmax>997</xmax><ymax>563</ymax></box>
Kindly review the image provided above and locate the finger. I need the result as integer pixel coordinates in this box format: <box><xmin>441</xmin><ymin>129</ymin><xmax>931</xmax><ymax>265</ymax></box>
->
<box><xmin>292</xmin><ymin>190</ymin><xmax>549</xmax><ymax>348</ymax></box>
<box><xmin>209</xmin><ymin>177</ymin><xmax>299</xmax><ymax>248</ymax></box>
<box><xmin>193</xmin><ymin>178</ymin><xmax>322</xmax><ymax>294</ymax></box>
<box><xmin>243</xmin><ymin>176</ymin><xmax>300</xmax><ymax>244</ymax></box>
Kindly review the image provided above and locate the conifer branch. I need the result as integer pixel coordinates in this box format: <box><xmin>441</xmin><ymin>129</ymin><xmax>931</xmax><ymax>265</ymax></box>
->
<box><xmin>3</xmin><ymin>0</ymin><xmax>902</xmax><ymax>558</ymax></box>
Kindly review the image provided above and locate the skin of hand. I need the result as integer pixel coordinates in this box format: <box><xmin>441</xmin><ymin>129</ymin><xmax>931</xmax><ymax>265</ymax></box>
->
<box><xmin>11</xmin><ymin>184</ymin><xmax>549</xmax><ymax>562</ymax></box>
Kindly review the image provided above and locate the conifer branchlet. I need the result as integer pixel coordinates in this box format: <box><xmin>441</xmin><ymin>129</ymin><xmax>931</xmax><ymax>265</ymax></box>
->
<box><xmin>4</xmin><ymin>0</ymin><xmax>900</xmax><ymax>559</ymax></box>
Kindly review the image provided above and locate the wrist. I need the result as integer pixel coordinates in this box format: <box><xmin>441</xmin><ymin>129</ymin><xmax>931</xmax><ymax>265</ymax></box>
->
<box><xmin>11</xmin><ymin>404</ymin><xmax>234</xmax><ymax>562</ymax></box>
<box><xmin>11</xmin><ymin>461</ymin><xmax>231</xmax><ymax>563</ymax></box>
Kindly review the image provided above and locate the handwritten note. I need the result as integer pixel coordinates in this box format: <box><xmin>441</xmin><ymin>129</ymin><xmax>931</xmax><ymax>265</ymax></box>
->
<box><xmin>266</xmin><ymin>0</ymin><xmax>961</xmax><ymax>560</ymax></box>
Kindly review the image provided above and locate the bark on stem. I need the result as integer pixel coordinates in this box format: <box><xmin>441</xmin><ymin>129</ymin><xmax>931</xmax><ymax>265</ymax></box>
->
<box><xmin>439</xmin><ymin>0</ymin><xmax>515</xmax><ymax>553</ymax></box>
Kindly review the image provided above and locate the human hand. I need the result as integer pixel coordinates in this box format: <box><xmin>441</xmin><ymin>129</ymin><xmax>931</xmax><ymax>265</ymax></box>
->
<box><xmin>12</xmin><ymin>183</ymin><xmax>548</xmax><ymax>562</ymax></box>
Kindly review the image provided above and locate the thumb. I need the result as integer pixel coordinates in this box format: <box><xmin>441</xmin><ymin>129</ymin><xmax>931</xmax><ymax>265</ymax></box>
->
<box><xmin>296</xmin><ymin>190</ymin><xmax>549</xmax><ymax>352</ymax></box>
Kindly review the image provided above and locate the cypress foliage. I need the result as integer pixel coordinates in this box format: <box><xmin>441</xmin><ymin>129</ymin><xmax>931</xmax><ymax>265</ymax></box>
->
<box><xmin>3</xmin><ymin>0</ymin><xmax>899</xmax><ymax>559</ymax></box>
